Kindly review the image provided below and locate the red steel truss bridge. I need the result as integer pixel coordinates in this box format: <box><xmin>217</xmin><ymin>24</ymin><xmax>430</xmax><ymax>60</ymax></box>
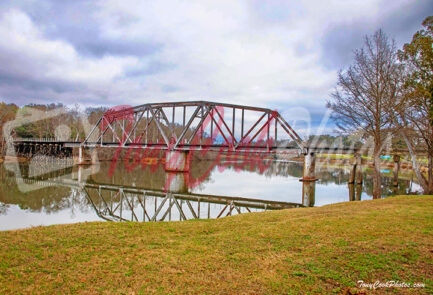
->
<box><xmin>82</xmin><ymin>101</ymin><xmax>304</xmax><ymax>152</ymax></box>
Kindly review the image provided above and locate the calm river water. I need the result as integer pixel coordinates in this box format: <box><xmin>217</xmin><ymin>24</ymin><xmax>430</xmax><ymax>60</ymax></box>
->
<box><xmin>0</xmin><ymin>155</ymin><xmax>419</xmax><ymax>231</ymax></box>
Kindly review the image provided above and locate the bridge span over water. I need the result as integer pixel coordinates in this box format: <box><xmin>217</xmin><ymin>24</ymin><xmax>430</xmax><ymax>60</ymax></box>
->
<box><xmin>82</xmin><ymin>100</ymin><xmax>304</xmax><ymax>151</ymax></box>
<box><xmin>8</xmin><ymin>101</ymin><xmax>357</xmax><ymax>181</ymax></box>
<box><xmin>78</xmin><ymin>100</ymin><xmax>312</xmax><ymax>175</ymax></box>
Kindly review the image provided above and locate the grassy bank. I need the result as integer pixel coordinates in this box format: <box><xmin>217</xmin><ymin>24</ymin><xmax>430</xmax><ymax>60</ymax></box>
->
<box><xmin>0</xmin><ymin>196</ymin><xmax>432</xmax><ymax>294</ymax></box>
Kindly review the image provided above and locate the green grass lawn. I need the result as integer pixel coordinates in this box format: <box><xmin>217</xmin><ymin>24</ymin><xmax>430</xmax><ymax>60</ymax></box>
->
<box><xmin>0</xmin><ymin>196</ymin><xmax>432</xmax><ymax>294</ymax></box>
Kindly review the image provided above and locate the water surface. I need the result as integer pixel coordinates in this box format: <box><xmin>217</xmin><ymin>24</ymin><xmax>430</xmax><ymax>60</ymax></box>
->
<box><xmin>0</xmin><ymin>157</ymin><xmax>417</xmax><ymax>230</ymax></box>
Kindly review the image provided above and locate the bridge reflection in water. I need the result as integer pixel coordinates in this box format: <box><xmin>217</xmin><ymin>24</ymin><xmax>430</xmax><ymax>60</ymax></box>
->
<box><xmin>11</xmin><ymin>160</ymin><xmax>306</xmax><ymax>223</ymax></box>
<box><xmin>83</xmin><ymin>182</ymin><xmax>302</xmax><ymax>222</ymax></box>
<box><xmin>6</xmin><ymin>149</ymin><xmax>407</xmax><ymax>228</ymax></box>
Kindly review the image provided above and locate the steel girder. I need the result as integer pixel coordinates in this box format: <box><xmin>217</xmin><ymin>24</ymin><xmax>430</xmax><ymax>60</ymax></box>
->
<box><xmin>83</xmin><ymin>101</ymin><xmax>303</xmax><ymax>152</ymax></box>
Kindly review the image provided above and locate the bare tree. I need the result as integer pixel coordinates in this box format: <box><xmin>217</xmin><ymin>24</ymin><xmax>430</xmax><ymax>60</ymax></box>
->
<box><xmin>398</xmin><ymin>16</ymin><xmax>433</xmax><ymax>194</ymax></box>
<box><xmin>327</xmin><ymin>30</ymin><xmax>402</xmax><ymax>199</ymax></box>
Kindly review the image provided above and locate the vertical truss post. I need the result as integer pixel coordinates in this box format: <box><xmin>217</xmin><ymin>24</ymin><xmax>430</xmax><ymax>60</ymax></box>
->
<box><xmin>232</xmin><ymin>107</ymin><xmax>235</xmax><ymax>144</ymax></box>
<box><xmin>241</xmin><ymin>108</ymin><xmax>244</xmax><ymax>139</ymax></box>
<box><xmin>183</xmin><ymin>105</ymin><xmax>186</xmax><ymax>127</ymax></box>
<box><xmin>197</xmin><ymin>198</ymin><xmax>201</xmax><ymax>218</ymax></box>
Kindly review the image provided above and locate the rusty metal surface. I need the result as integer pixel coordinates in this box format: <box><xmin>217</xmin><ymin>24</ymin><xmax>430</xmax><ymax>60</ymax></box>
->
<box><xmin>82</xmin><ymin>100</ymin><xmax>304</xmax><ymax>152</ymax></box>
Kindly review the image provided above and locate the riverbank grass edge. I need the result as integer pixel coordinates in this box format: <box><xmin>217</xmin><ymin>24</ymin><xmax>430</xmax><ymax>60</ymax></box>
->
<box><xmin>0</xmin><ymin>195</ymin><xmax>432</xmax><ymax>294</ymax></box>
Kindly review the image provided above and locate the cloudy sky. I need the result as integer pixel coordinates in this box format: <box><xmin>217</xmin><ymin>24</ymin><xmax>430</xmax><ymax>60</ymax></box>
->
<box><xmin>0</xmin><ymin>0</ymin><xmax>431</xmax><ymax>133</ymax></box>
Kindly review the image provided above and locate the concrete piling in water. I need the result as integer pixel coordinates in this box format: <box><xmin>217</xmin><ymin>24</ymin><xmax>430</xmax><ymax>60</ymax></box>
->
<box><xmin>77</xmin><ymin>166</ymin><xmax>82</xmax><ymax>183</ymax></box>
<box><xmin>355</xmin><ymin>184</ymin><xmax>362</xmax><ymax>200</ymax></box>
<box><xmin>393</xmin><ymin>154</ymin><xmax>401</xmax><ymax>187</ymax></box>
<box><xmin>355</xmin><ymin>153</ymin><xmax>363</xmax><ymax>184</ymax></box>
<box><xmin>165</xmin><ymin>150</ymin><xmax>190</xmax><ymax>172</ymax></box>
<box><xmin>348</xmin><ymin>153</ymin><xmax>363</xmax><ymax>201</ymax></box>
<box><xmin>349</xmin><ymin>153</ymin><xmax>363</xmax><ymax>184</ymax></box>
<box><xmin>348</xmin><ymin>183</ymin><xmax>355</xmax><ymax>201</ymax></box>
<box><xmin>165</xmin><ymin>172</ymin><xmax>189</xmax><ymax>193</ymax></box>
<box><xmin>348</xmin><ymin>183</ymin><xmax>362</xmax><ymax>201</ymax></box>
<box><xmin>302</xmin><ymin>181</ymin><xmax>316</xmax><ymax>207</ymax></box>
<box><xmin>300</xmin><ymin>149</ymin><xmax>317</xmax><ymax>182</ymax></box>
<box><xmin>164</xmin><ymin>150</ymin><xmax>191</xmax><ymax>193</ymax></box>
<box><xmin>90</xmin><ymin>148</ymin><xmax>98</xmax><ymax>165</ymax></box>
<box><xmin>78</xmin><ymin>146</ymin><xmax>83</xmax><ymax>165</ymax></box>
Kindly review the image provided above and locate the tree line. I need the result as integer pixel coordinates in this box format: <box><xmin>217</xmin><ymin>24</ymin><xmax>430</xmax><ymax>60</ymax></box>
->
<box><xmin>327</xmin><ymin>16</ymin><xmax>433</xmax><ymax>197</ymax></box>
<box><xmin>0</xmin><ymin>103</ymin><xmax>107</xmax><ymax>154</ymax></box>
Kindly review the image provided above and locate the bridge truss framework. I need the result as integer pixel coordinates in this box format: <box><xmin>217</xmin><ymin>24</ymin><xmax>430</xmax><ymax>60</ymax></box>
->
<box><xmin>83</xmin><ymin>101</ymin><xmax>304</xmax><ymax>152</ymax></box>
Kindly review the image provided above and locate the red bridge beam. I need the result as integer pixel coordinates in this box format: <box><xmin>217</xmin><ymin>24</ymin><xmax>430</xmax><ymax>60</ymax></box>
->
<box><xmin>83</xmin><ymin>101</ymin><xmax>304</xmax><ymax>152</ymax></box>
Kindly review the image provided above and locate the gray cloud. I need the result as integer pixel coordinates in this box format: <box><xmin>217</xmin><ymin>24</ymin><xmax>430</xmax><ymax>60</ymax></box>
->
<box><xmin>0</xmin><ymin>0</ymin><xmax>430</xmax><ymax>133</ymax></box>
<box><xmin>1</xmin><ymin>0</ymin><xmax>161</xmax><ymax>58</ymax></box>
<box><xmin>320</xmin><ymin>0</ymin><xmax>432</xmax><ymax>70</ymax></box>
<box><xmin>380</xmin><ymin>0</ymin><xmax>433</xmax><ymax>43</ymax></box>
<box><xmin>46</xmin><ymin>24</ymin><xmax>161</xmax><ymax>58</ymax></box>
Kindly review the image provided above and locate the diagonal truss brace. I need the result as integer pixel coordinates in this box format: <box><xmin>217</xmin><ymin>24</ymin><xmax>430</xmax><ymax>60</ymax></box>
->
<box><xmin>83</xmin><ymin>101</ymin><xmax>304</xmax><ymax>152</ymax></box>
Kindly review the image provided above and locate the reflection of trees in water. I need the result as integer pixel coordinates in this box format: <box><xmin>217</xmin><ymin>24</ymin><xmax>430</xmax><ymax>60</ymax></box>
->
<box><xmin>88</xmin><ymin>157</ymin><xmax>216</xmax><ymax>190</ymax></box>
<box><xmin>88</xmin><ymin>161</ymin><xmax>167</xmax><ymax>189</ymax></box>
<box><xmin>316</xmin><ymin>168</ymin><xmax>350</xmax><ymax>185</ymax></box>
<box><xmin>0</xmin><ymin>155</ymin><xmax>419</xmax><ymax>216</ymax></box>
<box><xmin>229</xmin><ymin>159</ymin><xmax>417</xmax><ymax>198</ymax></box>
<box><xmin>68</xmin><ymin>189</ymin><xmax>92</xmax><ymax>218</ymax></box>
<box><xmin>270</xmin><ymin>161</ymin><xmax>303</xmax><ymax>178</ymax></box>
<box><xmin>0</xmin><ymin>182</ymin><xmax>72</xmax><ymax>213</ymax></box>
<box><xmin>0</xmin><ymin>164</ymin><xmax>88</xmax><ymax>214</ymax></box>
<box><xmin>17</xmin><ymin>162</ymin><xmax>74</xmax><ymax>180</ymax></box>
<box><xmin>222</xmin><ymin>159</ymin><xmax>303</xmax><ymax>178</ymax></box>
<box><xmin>0</xmin><ymin>202</ymin><xmax>9</xmax><ymax>215</ymax></box>
<box><xmin>95</xmin><ymin>158</ymin><xmax>417</xmax><ymax>198</ymax></box>
<box><xmin>316</xmin><ymin>166</ymin><xmax>414</xmax><ymax>197</ymax></box>
<box><xmin>0</xmin><ymin>166</ymin><xmax>12</xmax><ymax>215</ymax></box>
<box><xmin>363</xmin><ymin>174</ymin><xmax>413</xmax><ymax>197</ymax></box>
<box><xmin>93</xmin><ymin>153</ymin><xmax>308</xmax><ymax>189</ymax></box>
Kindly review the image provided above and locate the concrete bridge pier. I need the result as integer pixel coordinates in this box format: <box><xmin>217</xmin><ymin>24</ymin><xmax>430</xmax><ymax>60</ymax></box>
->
<box><xmin>164</xmin><ymin>150</ymin><xmax>191</xmax><ymax>193</ymax></box>
<box><xmin>77</xmin><ymin>146</ymin><xmax>98</xmax><ymax>165</ymax></box>
<box><xmin>165</xmin><ymin>172</ymin><xmax>189</xmax><ymax>193</ymax></box>
<box><xmin>165</xmin><ymin>150</ymin><xmax>191</xmax><ymax>172</ymax></box>
<box><xmin>302</xmin><ymin>181</ymin><xmax>316</xmax><ymax>207</ymax></box>
<box><xmin>300</xmin><ymin>149</ymin><xmax>317</xmax><ymax>182</ymax></box>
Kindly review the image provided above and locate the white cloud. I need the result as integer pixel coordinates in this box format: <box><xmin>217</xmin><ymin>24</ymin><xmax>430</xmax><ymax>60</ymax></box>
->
<box><xmin>0</xmin><ymin>9</ymin><xmax>140</xmax><ymax>94</ymax></box>
<box><xmin>93</xmin><ymin>0</ymin><xmax>337</xmax><ymax>108</ymax></box>
<box><xmin>0</xmin><ymin>0</ymin><xmax>429</xmax><ymax>116</ymax></box>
